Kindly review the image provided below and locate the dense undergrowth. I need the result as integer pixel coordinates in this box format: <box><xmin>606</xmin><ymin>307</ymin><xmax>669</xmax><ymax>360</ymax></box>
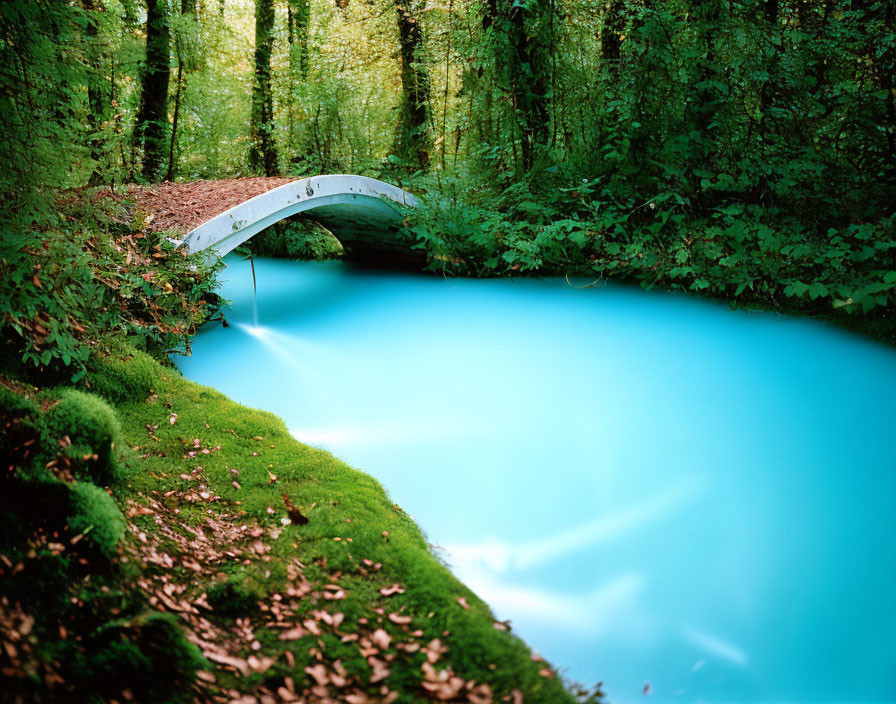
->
<box><xmin>0</xmin><ymin>192</ymin><xmax>224</xmax><ymax>383</ymax></box>
<box><xmin>393</xmin><ymin>174</ymin><xmax>896</xmax><ymax>343</ymax></box>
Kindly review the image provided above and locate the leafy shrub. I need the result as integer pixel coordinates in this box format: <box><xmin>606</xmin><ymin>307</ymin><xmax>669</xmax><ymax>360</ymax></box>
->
<box><xmin>0</xmin><ymin>195</ymin><xmax>222</xmax><ymax>385</ymax></box>
<box><xmin>47</xmin><ymin>389</ymin><xmax>122</xmax><ymax>486</ymax></box>
<box><xmin>67</xmin><ymin>481</ymin><xmax>126</xmax><ymax>560</ymax></box>
<box><xmin>85</xmin><ymin>612</ymin><xmax>205</xmax><ymax>703</ymax></box>
<box><xmin>245</xmin><ymin>217</ymin><xmax>343</xmax><ymax>260</ymax></box>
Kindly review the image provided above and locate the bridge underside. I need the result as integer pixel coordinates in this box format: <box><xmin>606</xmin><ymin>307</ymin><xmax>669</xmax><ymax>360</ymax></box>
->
<box><xmin>180</xmin><ymin>175</ymin><xmax>422</xmax><ymax>265</ymax></box>
<box><xmin>307</xmin><ymin>200</ymin><xmax>423</xmax><ymax>266</ymax></box>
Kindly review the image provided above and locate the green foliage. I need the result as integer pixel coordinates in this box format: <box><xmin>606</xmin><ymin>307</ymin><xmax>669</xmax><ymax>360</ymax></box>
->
<box><xmin>0</xmin><ymin>1</ymin><xmax>89</xmax><ymax>202</ymax></box>
<box><xmin>85</xmin><ymin>612</ymin><xmax>205</xmax><ymax>703</ymax></box>
<box><xmin>0</xmin><ymin>384</ymin><xmax>47</xmax><ymax>477</ymax></box>
<box><xmin>0</xmin><ymin>195</ymin><xmax>222</xmax><ymax>384</ymax></box>
<box><xmin>245</xmin><ymin>218</ymin><xmax>344</xmax><ymax>260</ymax></box>
<box><xmin>68</xmin><ymin>481</ymin><xmax>126</xmax><ymax>560</ymax></box>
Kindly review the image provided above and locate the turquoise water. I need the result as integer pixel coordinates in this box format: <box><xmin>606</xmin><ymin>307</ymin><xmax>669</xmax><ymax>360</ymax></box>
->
<box><xmin>177</xmin><ymin>256</ymin><xmax>896</xmax><ymax>703</ymax></box>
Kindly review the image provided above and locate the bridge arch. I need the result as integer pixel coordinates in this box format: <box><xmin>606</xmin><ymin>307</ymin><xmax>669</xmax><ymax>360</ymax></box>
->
<box><xmin>181</xmin><ymin>175</ymin><xmax>418</xmax><ymax>259</ymax></box>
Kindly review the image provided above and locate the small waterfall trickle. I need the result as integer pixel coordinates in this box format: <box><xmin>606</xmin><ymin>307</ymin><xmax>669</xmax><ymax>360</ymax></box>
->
<box><xmin>249</xmin><ymin>256</ymin><xmax>259</xmax><ymax>327</ymax></box>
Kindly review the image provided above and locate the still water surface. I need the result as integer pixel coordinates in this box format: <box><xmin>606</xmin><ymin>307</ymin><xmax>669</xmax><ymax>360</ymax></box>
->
<box><xmin>177</xmin><ymin>256</ymin><xmax>896</xmax><ymax>703</ymax></box>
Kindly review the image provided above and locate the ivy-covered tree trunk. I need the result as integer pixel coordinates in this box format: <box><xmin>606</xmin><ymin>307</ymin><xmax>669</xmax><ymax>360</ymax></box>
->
<box><xmin>135</xmin><ymin>0</ymin><xmax>171</xmax><ymax>182</ymax></box>
<box><xmin>685</xmin><ymin>0</ymin><xmax>725</xmax><ymax>184</ymax></box>
<box><xmin>286</xmin><ymin>0</ymin><xmax>310</xmax><ymax>167</ymax></box>
<box><xmin>393</xmin><ymin>0</ymin><xmax>431</xmax><ymax>169</ymax></box>
<box><xmin>479</xmin><ymin>0</ymin><xmax>552</xmax><ymax>171</ymax></box>
<box><xmin>84</xmin><ymin>0</ymin><xmax>106</xmax><ymax>186</ymax></box>
<box><xmin>600</xmin><ymin>0</ymin><xmax>625</xmax><ymax>68</ymax></box>
<box><xmin>250</xmin><ymin>0</ymin><xmax>277</xmax><ymax>176</ymax></box>
<box><xmin>506</xmin><ymin>0</ymin><xmax>551</xmax><ymax>169</ymax></box>
<box><xmin>287</xmin><ymin>0</ymin><xmax>310</xmax><ymax>82</ymax></box>
<box><xmin>167</xmin><ymin>0</ymin><xmax>198</xmax><ymax>181</ymax></box>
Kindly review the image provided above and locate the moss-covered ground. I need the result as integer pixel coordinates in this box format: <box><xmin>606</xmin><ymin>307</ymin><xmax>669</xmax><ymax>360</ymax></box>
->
<box><xmin>1</xmin><ymin>342</ymin><xmax>591</xmax><ymax>703</ymax></box>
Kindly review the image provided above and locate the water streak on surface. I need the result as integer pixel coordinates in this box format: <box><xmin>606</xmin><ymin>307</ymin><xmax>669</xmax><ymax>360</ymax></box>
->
<box><xmin>177</xmin><ymin>257</ymin><xmax>896</xmax><ymax>704</ymax></box>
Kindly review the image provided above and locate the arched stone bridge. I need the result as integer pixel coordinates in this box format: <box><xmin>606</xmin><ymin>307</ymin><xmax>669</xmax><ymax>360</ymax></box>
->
<box><xmin>133</xmin><ymin>175</ymin><xmax>418</xmax><ymax>263</ymax></box>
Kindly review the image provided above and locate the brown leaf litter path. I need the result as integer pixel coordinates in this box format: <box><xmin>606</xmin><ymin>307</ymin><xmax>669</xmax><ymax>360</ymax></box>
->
<box><xmin>125</xmin><ymin>177</ymin><xmax>296</xmax><ymax>235</ymax></box>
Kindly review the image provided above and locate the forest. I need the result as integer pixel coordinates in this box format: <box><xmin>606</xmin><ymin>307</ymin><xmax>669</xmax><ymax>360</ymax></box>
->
<box><xmin>0</xmin><ymin>0</ymin><xmax>895</xmax><ymax>702</ymax></box>
<box><xmin>2</xmin><ymin>0</ymin><xmax>895</xmax><ymax>321</ymax></box>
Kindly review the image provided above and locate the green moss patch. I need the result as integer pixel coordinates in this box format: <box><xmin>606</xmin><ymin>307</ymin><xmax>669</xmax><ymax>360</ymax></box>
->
<box><xmin>96</xmin><ymin>346</ymin><xmax>580</xmax><ymax>702</ymax></box>
<box><xmin>47</xmin><ymin>388</ymin><xmax>123</xmax><ymax>486</ymax></box>
<box><xmin>0</xmin><ymin>379</ymin><xmax>206</xmax><ymax>704</ymax></box>
<box><xmin>67</xmin><ymin>481</ymin><xmax>126</xmax><ymax>560</ymax></box>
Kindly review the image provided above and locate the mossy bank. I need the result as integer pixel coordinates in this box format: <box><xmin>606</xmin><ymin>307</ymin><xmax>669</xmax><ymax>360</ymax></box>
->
<box><xmin>1</xmin><ymin>343</ymin><xmax>589</xmax><ymax>702</ymax></box>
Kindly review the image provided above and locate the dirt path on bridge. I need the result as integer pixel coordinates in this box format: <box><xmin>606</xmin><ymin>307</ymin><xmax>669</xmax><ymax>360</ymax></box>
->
<box><xmin>129</xmin><ymin>177</ymin><xmax>296</xmax><ymax>234</ymax></box>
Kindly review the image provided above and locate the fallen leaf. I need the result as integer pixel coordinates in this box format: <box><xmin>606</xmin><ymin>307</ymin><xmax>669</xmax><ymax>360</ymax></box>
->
<box><xmin>371</xmin><ymin>628</ymin><xmax>391</xmax><ymax>650</ymax></box>
<box><xmin>305</xmin><ymin>663</ymin><xmax>329</xmax><ymax>686</ymax></box>
<box><xmin>203</xmin><ymin>651</ymin><xmax>249</xmax><ymax>677</ymax></box>
<box><xmin>247</xmin><ymin>654</ymin><xmax>274</xmax><ymax>673</ymax></box>
<box><xmin>425</xmin><ymin>638</ymin><xmax>447</xmax><ymax>663</ymax></box>
<box><xmin>368</xmin><ymin>656</ymin><xmax>390</xmax><ymax>683</ymax></box>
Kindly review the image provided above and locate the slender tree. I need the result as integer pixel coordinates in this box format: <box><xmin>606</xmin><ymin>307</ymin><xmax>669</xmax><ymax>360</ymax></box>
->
<box><xmin>83</xmin><ymin>0</ymin><xmax>107</xmax><ymax>185</ymax></box>
<box><xmin>600</xmin><ymin>0</ymin><xmax>625</xmax><ymax>68</ymax></box>
<box><xmin>250</xmin><ymin>0</ymin><xmax>277</xmax><ymax>175</ymax></box>
<box><xmin>393</xmin><ymin>0</ymin><xmax>431</xmax><ymax>168</ymax></box>
<box><xmin>287</xmin><ymin>0</ymin><xmax>310</xmax><ymax>82</ymax></box>
<box><xmin>286</xmin><ymin>0</ymin><xmax>310</xmax><ymax>167</ymax></box>
<box><xmin>167</xmin><ymin>0</ymin><xmax>199</xmax><ymax>181</ymax></box>
<box><xmin>507</xmin><ymin>0</ymin><xmax>551</xmax><ymax>168</ymax></box>
<box><xmin>134</xmin><ymin>0</ymin><xmax>171</xmax><ymax>181</ymax></box>
<box><xmin>480</xmin><ymin>0</ymin><xmax>553</xmax><ymax>170</ymax></box>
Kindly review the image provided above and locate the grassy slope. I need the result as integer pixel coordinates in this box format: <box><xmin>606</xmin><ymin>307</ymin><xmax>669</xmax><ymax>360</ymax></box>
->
<box><xmin>89</xmin><ymin>344</ymin><xmax>578</xmax><ymax>703</ymax></box>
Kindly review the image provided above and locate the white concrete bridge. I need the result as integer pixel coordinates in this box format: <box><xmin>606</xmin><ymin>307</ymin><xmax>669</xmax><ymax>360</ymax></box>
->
<box><xmin>169</xmin><ymin>175</ymin><xmax>418</xmax><ymax>261</ymax></box>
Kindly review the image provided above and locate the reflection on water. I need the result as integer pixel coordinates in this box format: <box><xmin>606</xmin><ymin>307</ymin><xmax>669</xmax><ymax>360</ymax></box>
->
<box><xmin>178</xmin><ymin>257</ymin><xmax>896</xmax><ymax>703</ymax></box>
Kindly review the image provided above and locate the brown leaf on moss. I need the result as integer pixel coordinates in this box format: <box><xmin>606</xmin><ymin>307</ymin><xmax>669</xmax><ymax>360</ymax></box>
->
<box><xmin>368</xmin><ymin>656</ymin><xmax>391</xmax><ymax>683</ymax></box>
<box><xmin>371</xmin><ymin>628</ymin><xmax>391</xmax><ymax>650</ymax></box>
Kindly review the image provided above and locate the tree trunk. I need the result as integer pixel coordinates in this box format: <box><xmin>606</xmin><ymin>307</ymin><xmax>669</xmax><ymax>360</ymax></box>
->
<box><xmin>287</xmin><ymin>0</ymin><xmax>310</xmax><ymax>81</ymax></box>
<box><xmin>286</xmin><ymin>0</ymin><xmax>310</xmax><ymax>167</ymax></box>
<box><xmin>481</xmin><ymin>0</ymin><xmax>551</xmax><ymax>171</ymax></box>
<box><xmin>250</xmin><ymin>0</ymin><xmax>277</xmax><ymax>175</ymax></box>
<box><xmin>84</xmin><ymin>0</ymin><xmax>105</xmax><ymax>185</ymax></box>
<box><xmin>135</xmin><ymin>0</ymin><xmax>171</xmax><ymax>182</ymax></box>
<box><xmin>167</xmin><ymin>0</ymin><xmax>197</xmax><ymax>181</ymax></box>
<box><xmin>167</xmin><ymin>61</ymin><xmax>184</xmax><ymax>181</ymax></box>
<box><xmin>393</xmin><ymin>0</ymin><xmax>431</xmax><ymax>169</ymax></box>
<box><xmin>506</xmin><ymin>0</ymin><xmax>551</xmax><ymax>169</ymax></box>
<box><xmin>600</xmin><ymin>0</ymin><xmax>625</xmax><ymax>68</ymax></box>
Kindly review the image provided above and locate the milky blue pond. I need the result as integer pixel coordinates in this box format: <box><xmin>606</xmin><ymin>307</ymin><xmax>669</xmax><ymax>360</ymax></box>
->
<box><xmin>177</xmin><ymin>256</ymin><xmax>896</xmax><ymax>703</ymax></box>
